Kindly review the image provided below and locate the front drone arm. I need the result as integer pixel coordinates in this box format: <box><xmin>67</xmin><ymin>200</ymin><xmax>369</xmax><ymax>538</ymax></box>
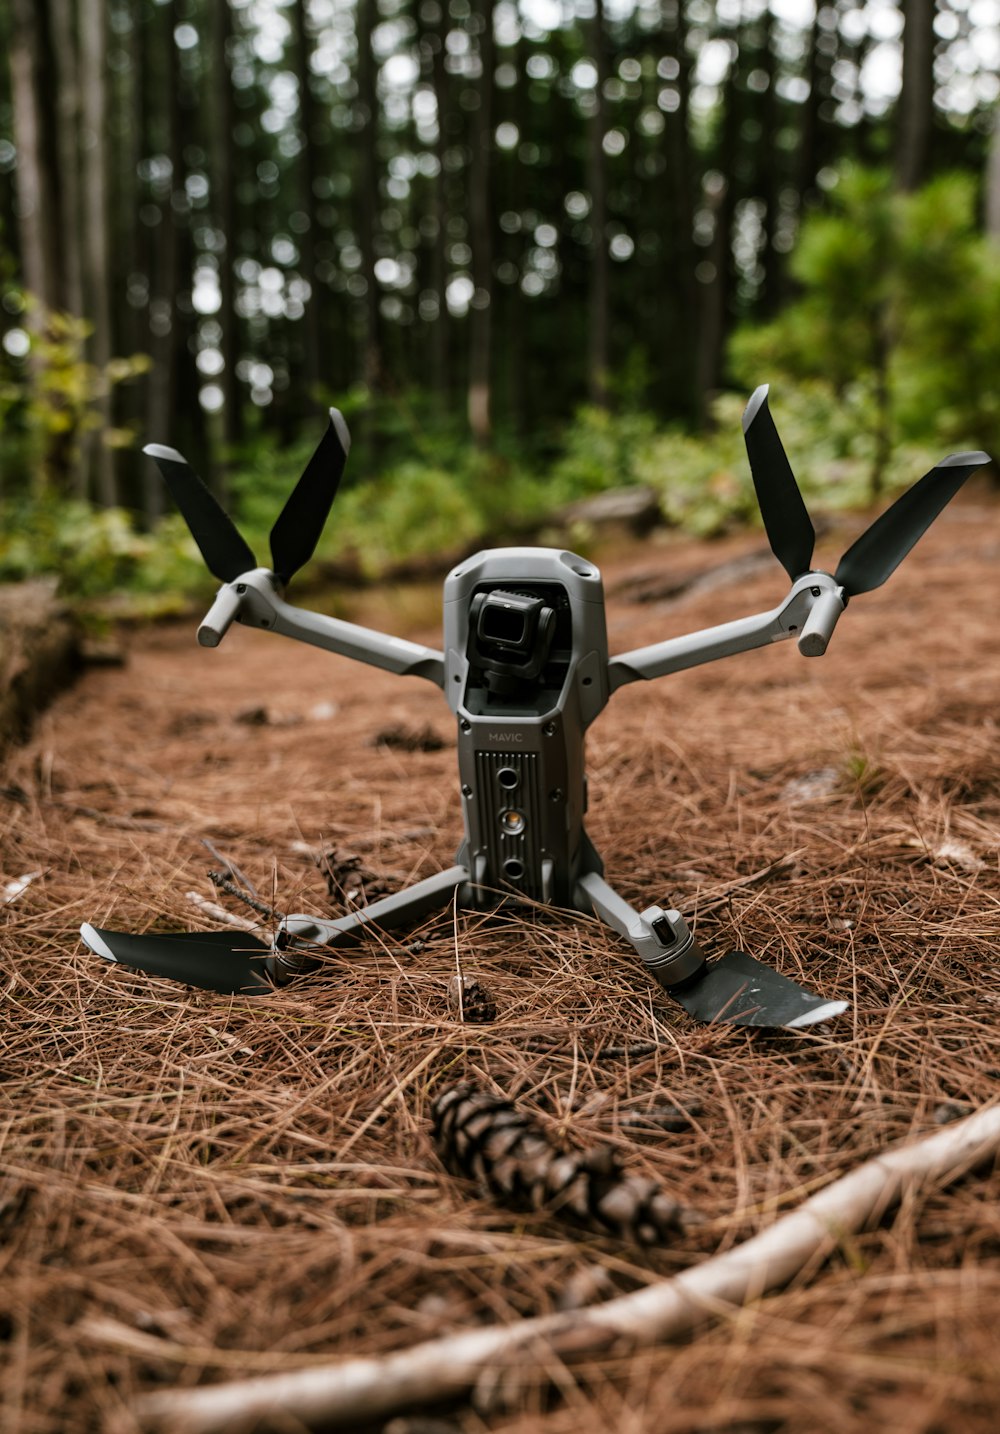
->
<box><xmin>198</xmin><ymin>568</ymin><xmax>446</xmax><ymax>687</ymax></box>
<box><xmin>608</xmin><ymin>571</ymin><xmax>844</xmax><ymax>692</ymax></box>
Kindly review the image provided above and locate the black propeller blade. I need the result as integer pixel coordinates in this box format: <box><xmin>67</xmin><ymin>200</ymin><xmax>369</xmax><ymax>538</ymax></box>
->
<box><xmin>143</xmin><ymin>444</ymin><xmax>257</xmax><ymax>584</ymax></box>
<box><xmin>269</xmin><ymin>409</ymin><xmax>351</xmax><ymax>584</ymax></box>
<box><xmin>744</xmin><ymin>387</ymin><xmax>993</xmax><ymax>597</ymax></box>
<box><xmin>80</xmin><ymin>923</ymin><xmax>273</xmax><ymax>996</ymax></box>
<box><xmin>146</xmin><ymin>408</ymin><xmax>352</xmax><ymax>589</ymax></box>
<box><xmin>742</xmin><ymin>384</ymin><xmax>816</xmax><ymax>581</ymax></box>
<box><xmin>672</xmin><ymin>949</ymin><xmax>847</xmax><ymax>1028</ymax></box>
<box><xmin>834</xmin><ymin>450</ymin><xmax>992</xmax><ymax>597</ymax></box>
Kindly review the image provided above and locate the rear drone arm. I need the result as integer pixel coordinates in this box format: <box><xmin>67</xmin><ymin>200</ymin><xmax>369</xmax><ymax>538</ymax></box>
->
<box><xmin>198</xmin><ymin>568</ymin><xmax>446</xmax><ymax>687</ymax></box>
<box><xmin>608</xmin><ymin>570</ymin><xmax>843</xmax><ymax>692</ymax></box>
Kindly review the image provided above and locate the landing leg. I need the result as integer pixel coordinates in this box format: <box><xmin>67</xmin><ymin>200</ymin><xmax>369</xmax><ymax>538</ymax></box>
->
<box><xmin>275</xmin><ymin>864</ymin><xmax>471</xmax><ymax>977</ymax></box>
<box><xmin>574</xmin><ymin>869</ymin><xmax>846</xmax><ymax>1029</ymax></box>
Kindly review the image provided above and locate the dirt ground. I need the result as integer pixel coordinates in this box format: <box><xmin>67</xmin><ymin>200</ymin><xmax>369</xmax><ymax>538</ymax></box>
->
<box><xmin>2</xmin><ymin>504</ymin><xmax>999</xmax><ymax>1434</ymax></box>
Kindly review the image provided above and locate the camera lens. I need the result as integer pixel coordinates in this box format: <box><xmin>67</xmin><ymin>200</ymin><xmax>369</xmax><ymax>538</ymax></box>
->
<box><xmin>481</xmin><ymin>604</ymin><xmax>527</xmax><ymax>646</ymax></box>
<box><xmin>503</xmin><ymin>858</ymin><xmax>525</xmax><ymax>880</ymax></box>
<box><xmin>497</xmin><ymin>767</ymin><xmax>519</xmax><ymax>790</ymax></box>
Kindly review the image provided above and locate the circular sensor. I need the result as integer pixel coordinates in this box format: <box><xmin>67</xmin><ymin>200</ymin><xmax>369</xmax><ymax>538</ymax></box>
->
<box><xmin>499</xmin><ymin>809</ymin><xmax>526</xmax><ymax>836</ymax></box>
<box><xmin>497</xmin><ymin>766</ymin><xmax>519</xmax><ymax>790</ymax></box>
<box><xmin>503</xmin><ymin>858</ymin><xmax>525</xmax><ymax>880</ymax></box>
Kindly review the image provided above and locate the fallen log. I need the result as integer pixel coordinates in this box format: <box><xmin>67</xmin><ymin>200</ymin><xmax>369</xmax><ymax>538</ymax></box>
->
<box><xmin>134</xmin><ymin>1102</ymin><xmax>1000</xmax><ymax>1432</ymax></box>
<box><xmin>0</xmin><ymin>578</ymin><xmax>80</xmax><ymax>748</ymax></box>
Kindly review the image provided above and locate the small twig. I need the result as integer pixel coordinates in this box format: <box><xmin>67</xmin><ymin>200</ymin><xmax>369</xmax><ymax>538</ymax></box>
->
<box><xmin>207</xmin><ymin>870</ymin><xmax>281</xmax><ymax>921</ymax></box>
<box><xmin>202</xmin><ymin>839</ymin><xmax>258</xmax><ymax>897</ymax></box>
<box><xmin>184</xmin><ymin>892</ymin><xmax>260</xmax><ymax>932</ymax></box>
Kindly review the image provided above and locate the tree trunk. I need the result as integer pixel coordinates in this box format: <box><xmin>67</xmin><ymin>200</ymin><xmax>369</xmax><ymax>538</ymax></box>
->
<box><xmin>47</xmin><ymin>0</ymin><xmax>84</xmax><ymax>320</ymax></box>
<box><xmin>467</xmin><ymin>0</ymin><xmax>494</xmax><ymax>446</ymax></box>
<box><xmin>208</xmin><ymin>0</ymin><xmax>242</xmax><ymax>451</ymax></box>
<box><xmin>425</xmin><ymin>0</ymin><xmax>451</xmax><ymax>405</ymax></box>
<box><xmin>587</xmin><ymin>0</ymin><xmax>610</xmax><ymax>409</ymax></box>
<box><xmin>8</xmin><ymin>0</ymin><xmax>73</xmax><ymax>492</ymax></box>
<box><xmin>9</xmin><ymin>0</ymin><xmax>58</xmax><ymax>312</ymax></box>
<box><xmin>658</xmin><ymin>0</ymin><xmax>699</xmax><ymax>423</ymax></box>
<box><xmin>695</xmin><ymin>48</ymin><xmax>740</xmax><ymax>413</ymax></box>
<box><xmin>79</xmin><ymin>0</ymin><xmax>117</xmax><ymax>505</ymax></box>
<box><xmin>144</xmin><ymin>0</ymin><xmax>184</xmax><ymax>518</ymax></box>
<box><xmin>503</xmin><ymin>20</ymin><xmax>527</xmax><ymax>435</ymax></box>
<box><xmin>894</xmin><ymin>0</ymin><xmax>934</xmax><ymax>192</ymax></box>
<box><xmin>755</xmin><ymin>7</ymin><xmax>780</xmax><ymax>316</ymax></box>
<box><xmin>291</xmin><ymin>0</ymin><xmax>322</xmax><ymax>412</ymax></box>
<box><xmin>355</xmin><ymin>0</ymin><xmax>382</xmax><ymax>396</ymax></box>
<box><xmin>985</xmin><ymin>97</ymin><xmax>1000</xmax><ymax>240</ymax></box>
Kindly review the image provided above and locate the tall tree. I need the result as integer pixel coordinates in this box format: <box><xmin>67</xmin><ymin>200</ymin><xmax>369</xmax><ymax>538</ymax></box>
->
<box><xmin>467</xmin><ymin>0</ymin><xmax>494</xmax><ymax>445</ymax></box>
<box><xmin>48</xmin><ymin>0</ymin><xmax>84</xmax><ymax>321</ymax></box>
<box><xmin>420</xmin><ymin>0</ymin><xmax>451</xmax><ymax>405</ymax></box>
<box><xmin>144</xmin><ymin>0</ymin><xmax>184</xmax><ymax>516</ymax></box>
<box><xmin>207</xmin><ymin>0</ymin><xmax>242</xmax><ymax>450</ymax></box>
<box><xmin>355</xmin><ymin>0</ymin><xmax>382</xmax><ymax>394</ymax></box>
<box><xmin>9</xmin><ymin>0</ymin><xmax>59</xmax><ymax>313</ymax></box>
<box><xmin>79</xmin><ymin>0</ymin><xmax>117</xmax><ymax>504</ymax></box>
<box><xmin>986</xmin><ymin>105</ymin><xmax>1000</xmax><ymax>242</ymax></box>
<box><xmin>587</xmin><ymin>0</ymin><xmax>610</xmax><ymax>408</ymax></box>
<box><xmin>656</xmin><ymin>0</ymin><xmax>699</xmax><ymax>420</ymax></box>
<box><xmin>754</xmin><ymin>6</ymin><xmax>781</xmax><ymax>314</ymax></box>
<box><xmin>895</xmin><ymin>0</ymin><xmax>935</xmax><ymax>191</ymax></box>
<box><xmin>291</xmin><ymin>0</ymin><xmax>323</xmax><ymax>408</ymax></box>
<box><xmin>695</xmin><ymin>42</ymin><xmax>740</xmax><ymax>406</ymax></box>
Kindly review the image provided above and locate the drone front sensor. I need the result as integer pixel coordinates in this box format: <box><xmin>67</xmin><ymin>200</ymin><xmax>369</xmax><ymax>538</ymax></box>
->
<box><xmin>80</xmin><ymin>389</ymin><xmax>992</xmax><ymax>1029</ymax></box>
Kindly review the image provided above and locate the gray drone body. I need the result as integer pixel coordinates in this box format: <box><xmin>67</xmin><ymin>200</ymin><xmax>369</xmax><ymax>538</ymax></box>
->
<box><xmin>444</xmin><ymin>547</ymin><xmax>609</xmax><ymax>910</ymax></box>
<box><xmin>80</xmin><ymin>389</ymin><xmax>992</xmax><ymax>1029</ymax></box>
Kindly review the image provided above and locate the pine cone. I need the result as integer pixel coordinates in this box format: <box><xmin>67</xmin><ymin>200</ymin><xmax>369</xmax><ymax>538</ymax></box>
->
<box><xmin>432</xmin><ymin>1084</ymin><xmax>688</xmax><ymax>1245</ymax></box>
<box><xmin>447</xmin><ymin>973</ymin><xmax>497</xmax><ymax>1023</ymax></box>
<box><xmin>314</xmin><ymin>847</ymin><xmax>400</xmax><ymax>906</ymax></box>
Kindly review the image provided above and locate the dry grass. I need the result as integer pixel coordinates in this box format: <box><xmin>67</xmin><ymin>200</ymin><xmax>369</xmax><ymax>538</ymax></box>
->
<box><xmin>1</xmin><ymin>505</ymin><xmax>999</xmax><ymax>1433</ymax></box>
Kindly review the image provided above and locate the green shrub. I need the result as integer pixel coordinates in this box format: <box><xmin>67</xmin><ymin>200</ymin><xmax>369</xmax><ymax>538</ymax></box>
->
<box><xmin>0</xmin><ymin>493</ymin><xmax>201</xmax><ymax>604</ymax></box>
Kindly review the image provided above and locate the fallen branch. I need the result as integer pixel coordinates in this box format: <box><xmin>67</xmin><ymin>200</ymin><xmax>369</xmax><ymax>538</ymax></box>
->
<box><xmin>133</xmin><ymin>1103</ymin><xmax>1000</xmax><ymax>1433</ymax></box>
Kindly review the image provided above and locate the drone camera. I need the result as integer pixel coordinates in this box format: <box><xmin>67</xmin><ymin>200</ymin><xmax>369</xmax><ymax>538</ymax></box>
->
<box><xmin>475</xmin><ymin>590</ymin><xmax>548</xmax><ymax>656</ymax></box>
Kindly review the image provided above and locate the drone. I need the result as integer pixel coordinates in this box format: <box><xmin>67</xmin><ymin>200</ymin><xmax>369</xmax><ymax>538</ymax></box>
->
<box><xmin>80</xmin><ymin>388</ymin><xmax>990</xmax><ymax>1028</ymax></box>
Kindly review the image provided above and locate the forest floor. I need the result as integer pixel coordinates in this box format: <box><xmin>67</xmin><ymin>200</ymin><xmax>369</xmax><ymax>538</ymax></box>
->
<box><xmin>2</xmin><ymin>504</ymin><xmax>999</xmax><ymax>1434</ymax></box>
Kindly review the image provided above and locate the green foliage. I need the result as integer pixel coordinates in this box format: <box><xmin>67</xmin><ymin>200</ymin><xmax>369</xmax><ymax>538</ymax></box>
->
<box><xmin>332</xmin><ymin>461</ymin><xmax>487</xmax><ymax>572</ymax></box>
<box><xmin>0</xmin><ymin>292</ymin><xmax>151</xmax><ymax>492</ymax></box>
<box><xmin>549</xmin><ymin>404</ymin><xmax>659</xmax><ymax>499</ymax></box>
<box><xmin>226</xmin><ymin>408</ymin><xmax>555</xmax><ymax>577</ymax></box>
<box><xmin>0</xmin><ymin>374</ymin><xmax>952</xmax><ymax>613</ymax></box>
<box><xmin>0</xmin><ymin>492</ymin><xmax>201</xmax><ymax>605</ymax></box>
<box><xmin>729</xmin><ymin>165</ymin><xmax>1000</xmax><ymax>472</ymax></box>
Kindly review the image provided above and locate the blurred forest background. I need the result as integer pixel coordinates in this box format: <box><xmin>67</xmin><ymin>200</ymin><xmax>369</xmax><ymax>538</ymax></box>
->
<box><xmin>1</xmin><ymin>0</ymin><xmax>999</xmax><ymax>600</ymax></box>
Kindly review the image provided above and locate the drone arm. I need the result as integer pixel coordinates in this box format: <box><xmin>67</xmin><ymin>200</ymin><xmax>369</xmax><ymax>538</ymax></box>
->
<box><xmin>797</xmin><ymin>586</ymin><xmax>845</xmax><ymax>657</ymax></box>
<box><xmin>198</xmin><ymin>585</ymin><xmax>244</xmax><ymax>648</ymax></box>
<box><xmin>273</xmin><ymin>864</ymin><xmax>470</xmax><ymax>977</ymax></box>
<box><xmin>607</xmin><ymin>573</ymin><xmax>842</xmax><ymax>691</ymax></box>
<box><xmin>266</xmin><ymin>594</ymin><xmax>446</xmax><ymax>686</ymax></box>
<box><xmin>197</xmin><ymin>570</ymin><xmax>446</xmax><ymax>687</ymax></box>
